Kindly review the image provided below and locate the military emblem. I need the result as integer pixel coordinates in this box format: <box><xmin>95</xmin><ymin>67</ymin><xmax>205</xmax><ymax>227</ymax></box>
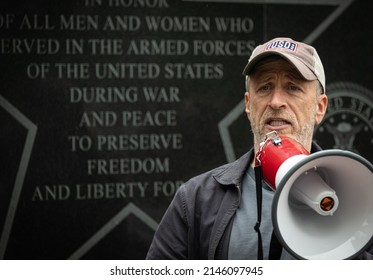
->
<box><xmin>314</xmin><ymin>82</ymin><xmax>373</xmax><ymax>163</ymax></box>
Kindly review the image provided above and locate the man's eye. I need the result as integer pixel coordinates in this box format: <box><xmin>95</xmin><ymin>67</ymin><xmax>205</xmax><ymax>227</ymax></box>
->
<box><xmin>288</xmin><ymin>85</ymin><xmax>299</xmax><ymax>91</ymax></box>
<box><xmin>259</xmin><ymin>85</ymin><xmax>271</xmax><ymax>91</ymax></box>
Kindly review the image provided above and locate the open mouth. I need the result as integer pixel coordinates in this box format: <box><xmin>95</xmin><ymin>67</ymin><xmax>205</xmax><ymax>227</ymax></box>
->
<box><xmin>268</xmin><ymin>119</ymin><xmax>290</xmax><ymax>126</ymax></box>
<box><xmin>265</xmin><ymin>118</ymin><xmax>292</xmax><ymax>129</ymax></box>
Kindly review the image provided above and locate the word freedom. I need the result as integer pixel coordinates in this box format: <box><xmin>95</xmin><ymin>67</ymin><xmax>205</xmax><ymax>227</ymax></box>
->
<box><xmin>86</xmin><ymin>157</ymin><xmax>169</xmax><ymax>175</ymax></box>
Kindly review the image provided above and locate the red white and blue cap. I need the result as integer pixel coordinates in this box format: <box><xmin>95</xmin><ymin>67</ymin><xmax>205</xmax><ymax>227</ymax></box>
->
<box><xmin>243</xmin><ymin>37</ymin><xmax>326</xmax><ymax>93</ymax></box>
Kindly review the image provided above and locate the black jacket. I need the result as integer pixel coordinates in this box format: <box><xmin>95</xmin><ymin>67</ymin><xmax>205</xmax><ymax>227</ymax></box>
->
<box><xmin>146</xmin><ymin>144</ymin><xmax>373</xmax><ymax>260</ymax></box>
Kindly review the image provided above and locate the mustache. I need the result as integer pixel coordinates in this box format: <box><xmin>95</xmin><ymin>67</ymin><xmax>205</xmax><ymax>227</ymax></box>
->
<box><xmin>260</xmin><ymin>109</ymin><xmax>295</xmax><ymax>125</ymax></box>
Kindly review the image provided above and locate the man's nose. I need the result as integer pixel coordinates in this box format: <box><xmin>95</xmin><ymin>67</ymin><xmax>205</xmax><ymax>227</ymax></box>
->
<box><xmin>268</xmin><ymin>88</ymin><xmax>287</xmax><ymax>109</ymax></box>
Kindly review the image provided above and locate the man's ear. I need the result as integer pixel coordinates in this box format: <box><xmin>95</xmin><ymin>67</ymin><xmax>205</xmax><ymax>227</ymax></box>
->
<box><xmin>315</xmin><ymin>93</ymin><xmax>328</xmax><ymax>125</ymax></box>
<box><xmin>244</xmin><ymin>91</ymin><xmax>250</xmax><ymax>115</ymax></box>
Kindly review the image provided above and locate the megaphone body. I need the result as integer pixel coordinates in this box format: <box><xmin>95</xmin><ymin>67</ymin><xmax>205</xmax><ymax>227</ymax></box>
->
<box><xmin>256</xmin><ymin>131</ymin><xmax>373</xmax><ymax>260</ymax></box>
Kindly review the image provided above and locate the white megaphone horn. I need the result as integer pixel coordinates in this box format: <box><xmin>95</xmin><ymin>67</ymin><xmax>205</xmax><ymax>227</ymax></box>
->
<box><xmin>256</xmin><ymin>131</ymin><xmax>373</xmax><ymax>260</ymax></box>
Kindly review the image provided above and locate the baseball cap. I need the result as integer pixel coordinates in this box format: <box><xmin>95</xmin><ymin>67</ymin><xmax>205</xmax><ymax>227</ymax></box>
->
<box><xmin>243</xmin><ymin>37</ymin><xmax>326</xmax><ymax>93</ymax></box>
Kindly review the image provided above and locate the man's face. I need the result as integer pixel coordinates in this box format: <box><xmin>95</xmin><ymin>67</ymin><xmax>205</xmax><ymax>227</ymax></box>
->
<box><xmin>245</xmin><ymin>57</ymin><xmax>328</xmax><ymax>152</ymax></box>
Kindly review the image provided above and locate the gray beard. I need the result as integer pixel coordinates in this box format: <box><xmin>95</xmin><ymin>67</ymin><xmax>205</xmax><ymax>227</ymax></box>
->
<box><xmin>250</xmin><ymin>117</ymin><xmax>316</xmax><ymax>152</ymax></box>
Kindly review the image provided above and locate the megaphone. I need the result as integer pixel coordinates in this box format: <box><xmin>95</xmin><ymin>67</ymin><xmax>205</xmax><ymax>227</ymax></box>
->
<box><xmin>256</xmin><ymin>131</ymin><xmax>373</xmax><ymax>259</ymax></box>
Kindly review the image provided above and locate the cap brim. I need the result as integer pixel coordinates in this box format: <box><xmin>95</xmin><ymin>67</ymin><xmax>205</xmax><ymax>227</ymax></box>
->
<box><xmin>242</xmin><ymin>51</ymin><xmax>317</xmax><ymax>81</ymax></box>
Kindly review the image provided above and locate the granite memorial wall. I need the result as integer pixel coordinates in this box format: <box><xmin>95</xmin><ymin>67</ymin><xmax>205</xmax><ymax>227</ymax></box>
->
<box><xmin>0</xmin><ymin>0</ymin><xmax>371</xmax><ymax>259</ymax></box>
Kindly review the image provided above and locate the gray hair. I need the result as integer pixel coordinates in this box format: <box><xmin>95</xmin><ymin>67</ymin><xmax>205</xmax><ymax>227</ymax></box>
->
<box><xmin>245</xmin><ymin>75</ymin><xmax>324</xmax><ymax>96</ymax></box>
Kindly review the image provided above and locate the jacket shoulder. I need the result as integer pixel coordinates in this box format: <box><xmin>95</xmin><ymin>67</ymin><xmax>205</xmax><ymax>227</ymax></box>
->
<box><xmin>183</xmin><ymin>151</ymin><xmax>252</xmax><ymax>190</ymax></box>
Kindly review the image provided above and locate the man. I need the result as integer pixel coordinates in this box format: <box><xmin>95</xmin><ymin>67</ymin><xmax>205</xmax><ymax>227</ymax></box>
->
<box><xmin>146</xmin><ymin>37</ymin><xmax>372</xmax><ymax>260</ymax></box>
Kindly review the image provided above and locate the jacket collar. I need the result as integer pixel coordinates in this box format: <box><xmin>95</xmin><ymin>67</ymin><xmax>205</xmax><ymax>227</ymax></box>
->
<box><xmin>212</xmin><ymin>149</ymin><xmax>254</xmax><ymax>187</ymax></box>
<box><xmin>212</xmin><ymin>141</ymin><xmax>322</xmax><ymax>187</ymax></box>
